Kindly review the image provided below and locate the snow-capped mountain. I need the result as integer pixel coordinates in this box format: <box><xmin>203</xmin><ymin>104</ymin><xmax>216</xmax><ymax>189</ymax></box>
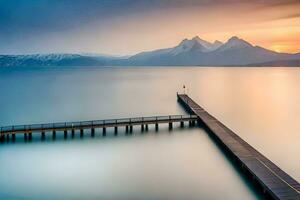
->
<box><xmin>0</xmin><ymin>53</ymin><xmax>112</xmax><ymax>67</ymax></box>
<box><xmin>1</xmin><ymin>36</ymin><xmax>300</xmax><ymax>67</ymax></box>
<box><xmin>216</xmin><ymin>36</ymin><xmax>252</xmax><ymax>51</ymax></box>
<box><xmin>191</xmin><ymin>36</ymin><xmax>223</xmax><ymax>51</ymax></box>
<box><xmin>170</xmin><ymin>38</ymin><xmax>207</xmax><ymax>55</ymax></box>
<box><xmin>169</xmin><ymin>36</ymin><xmax>223</xmax><ymax>55</ymax></box>
<box><xmin>121</xmin><ymin>36</ymin><xmax>300</xmax><ymax>66</ymax></box>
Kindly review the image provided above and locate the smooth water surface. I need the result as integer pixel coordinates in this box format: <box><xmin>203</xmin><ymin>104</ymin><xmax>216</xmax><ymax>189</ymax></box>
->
<box><xmin>1</xmin><ymin>66</ymin><xmax>300</xmax><ymax>199</ymax></box>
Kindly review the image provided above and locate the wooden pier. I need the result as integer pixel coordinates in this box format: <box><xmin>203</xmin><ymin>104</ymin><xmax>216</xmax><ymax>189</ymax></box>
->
<box><xmin>0</xmin><ymin>115</ymin><xmax>197</xmax><ymax>141</ymax></box>
<box><xmin>177</xmin><ymin>94</ymin><xmax>300</xmax><ymax>200</ymax></box>
<box><xmin>1</xmin><ymin>94</ymin><xmax>300</xmax><ymax>199</ymax></box>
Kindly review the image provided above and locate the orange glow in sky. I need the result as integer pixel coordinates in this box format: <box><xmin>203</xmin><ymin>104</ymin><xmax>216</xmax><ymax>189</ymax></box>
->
<box><xmin>78</xmin><ymin>1</ymin><xmax>300</xmax><ymax>55</ymax></box>
<box><xmin>1</xmin><ymin>0</ymin><xmax>300</xmax><ymax>55</ymax></box>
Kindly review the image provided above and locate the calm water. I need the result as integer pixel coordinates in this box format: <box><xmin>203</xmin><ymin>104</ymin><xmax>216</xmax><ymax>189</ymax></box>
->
<box><xmin>0</xmin><ymin>66</ymin><xmax>300</xmax><ymax>200</ymax></box>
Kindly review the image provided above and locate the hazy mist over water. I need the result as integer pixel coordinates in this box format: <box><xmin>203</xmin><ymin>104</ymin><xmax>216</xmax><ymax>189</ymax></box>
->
<box><xmin>1</xmin><ymin>66</ymin><xmax>300</xmax><ymax>199</ymax></box>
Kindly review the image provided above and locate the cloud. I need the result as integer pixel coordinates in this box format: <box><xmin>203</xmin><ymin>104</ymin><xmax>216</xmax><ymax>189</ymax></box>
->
<box><xmin>275</xmin><ymin>13</ymin><xmax>300</xmax><ymax>20</ymax></box>
<box><xmin>0</xmin><ymin>0</ymin><xmax>299</xmax><ymax>54</ymax></box>
<box><xmin>264</xmin><ymin>0</ymin><xmax>300</xmax><ymax>8</ymax></box>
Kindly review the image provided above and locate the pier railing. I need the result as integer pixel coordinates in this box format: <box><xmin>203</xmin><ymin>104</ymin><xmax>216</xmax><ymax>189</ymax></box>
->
<box><xmin>0</xmin><ymin>114</ymin><xmax>198</xmax><ymax>134</ymax></box>
<box><xmin>177</xmin><ymin>93</ymin><xmax>300</xmax><ymax>200</ymax></box>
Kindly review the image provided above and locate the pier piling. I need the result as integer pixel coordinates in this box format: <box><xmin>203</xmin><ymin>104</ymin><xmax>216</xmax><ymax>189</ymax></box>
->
<box><xmin>180</xmin><ymin>121</ymin><xmax>184</xmax><ymax>128</ymax></box>
<box><xmin>64</xmin><ymin>130</ymin><xmax>68</xmax><ymax>139</ymax></box>
<box><xmin>169</xmin><ymin>122</ymin><xmax>173</xmax><ymax>130</ymax></box>
<box><xmin>125</xmin><ymin>125</ymin><xmax>129</xmax><ymax>134</ymax></box>
<box><xmin>141</xmin><ymin>124</ymin><xmax>144</xmax><ymax>132</ymax></box>
<box><xmin>114</xmin><ymin>127</ymin><xmax>118</xmax><ymax>136</ymax></box>
<box><xmin>0</xmin><ymin>134</ymin><xmax>4</xmax><ymax>142</ymax></box>
<box><xmin>91</xmin><ymin>128</ymin><xmax>95</xmax><ymax>137</ymax></box>
<box><xmin>41</xmin><ymin>131</ymin><xmax>45</xmax><ymax>140</ymax></box>
<box><xmin>28</xmin><ymin>132</ymin><xmax>32</xmax><ymax>140</ymax></box>
<box><xmin>52</xmin><ymin>130</ymin><xmax>56</xmax><ymax>139</ymax></box>
<box><xmin>103</xmin><ymin>127</ymin><xmax>106</xmax><ymax>136</ymax></box>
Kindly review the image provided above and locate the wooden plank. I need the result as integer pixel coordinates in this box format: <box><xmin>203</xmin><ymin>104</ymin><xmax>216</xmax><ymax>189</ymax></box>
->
<box><xmin>177</xmin><ymin>94</ymin><xmax>300</xmax><ymax>200</ymax></box>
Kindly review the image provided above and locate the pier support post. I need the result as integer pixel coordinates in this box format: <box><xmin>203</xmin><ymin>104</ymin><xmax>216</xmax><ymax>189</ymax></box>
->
<box><xmin>114</xmin><ymin>127</ymin><xmax>118</xmax><ymax>136</ymax></box>
<box><xmin>12</xmin><ymin>133</ymin><xmax>16</xmax><ymax>142</ymax></box>
<box><xmin>103</xmin><ymin>127</ymin><xmax>106</xmax><ymax>136</ymax></box>
<box><xmin>180</xmin><ymin>121</ymin><xmax>184</xmax><ymax>128</ymax></box>
<box><xmin>125</xmin><ymin>126</ymin><xmax>129</xmax><ymax>134</ymax></box>
<box><xmin>155</xmin><ymin>123</ymin><xmax>158</xmax><ymax>131</ymax></box>
<box><xmin>145</xmin><ymin>124</ymin><xmax>148</xmax><ymax>131</ymax></box>
<box><xmin>41</xmin><ymin>131</ymin><xmax>45</xmax><ymax>140</ymax></box>
<box><xmin>24</xmin><ymin>133</ymin><xmax>28</xmax><ymax>141</ymax></box>
<box><xmin>28</xmin><ymin>132</ymin><xmax>32</xmax><ymax>140</ymax></box>
<box><xmin>141</xmin><ymin>124</ymin><xmax>144</xmax><ymax>132</ymax></box>
<box><xmin>64</xmin><ymin>130</ymin><xmax>68</xmax><ymax>139</ymax></box>
<box><xmin>169</xmin><ymin>122</ymin><xmax>173</xmax><ymax>130</ymax></box>
<box><xmin>6</xmin><ymin>134</ymin><xmax>9</xmax><ymax>141</ymax></box>
<box><xmin>197</xmin><ymin>119</ymin><xmax>201</xmax><ymax>127</ymax></box>
<box><xmin>71</xmin><ymin>129</ymin><xmax>75</xmax><ymax>138</ymax></box>
<box><xmin>189</xmin><ymin>121</ymin><xmax>192</xmax><ymax>127</ymax></box>
<box><xmin>129</xmin><ymin>125</ymin><xmax>133</xmax><ymax>133</ymax></box>
<box><xmin>0</xmin><ymin>134</ymin><xmax>4</xmax><ymax>142</ymax></box>
<box><xmin>91</xmin><ymin>128</ymin><xmax>95</xmax><ymax>137</ymax></box>
<box><xmin>52</xmin><ymin>130</ymin><xmax>56</xmax><ymax>140</ymax></box>
<box><xmin>80</xmin><ymin>129</ymin><xmax>84</xmax><ymax>137</ymax></box>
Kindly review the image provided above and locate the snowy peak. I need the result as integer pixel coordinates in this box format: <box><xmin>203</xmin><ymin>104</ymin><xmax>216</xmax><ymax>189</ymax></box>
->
<box><xmin>0</xmin><ymin>53</ymin><xmax>111</xmax><ymax>67</ymax></box>
<box><xmin>171</xmin><ymin>37</ymin><xmax>207</xmax><ymax>55</ymax></box>
<box><xmin>172</xmin><ymin>36</ymin><xmax>222</xmax><ymax>54</ymax></box>
<box><xmin>212</xmin><ymin>40</ymin><xmax>223</xmax><ymax>48</ymax></box>
<box><xmin>214</xmin><ymin>40</ymin><xmax>223</xmax><ymax>45</ymax></box>
<box><xmin>124</xmin><ymin>35</ymin><xmax>300</xmax><ymax>66</ymax></box>
<box><xmin>168</xmin><ymin>35</ymin><xmax>254</xmax><ymax>55</ymax></box>
<box><xmin>178</xmin><ymin>38</ymin><xmax>198</xmax><ymax>50</ymax></box>
<box><xmin>218</xmin><ymin>36</ymin><xmax>253</xmax><ymax>51</ymax></box>
<box><xmin>3</xmin><ymin>35</ymin><xmax>299</xmax><ymax>67</ymax></box>
<box><xmin>192</xmin><ymin>36</ymin><xmax>214</xmax><ymax>50</ymax></box>
<box><xmin>190</xmin><ymin>36</ymin><xmax>224</xmax><ymax>51</ymax></box>
<box><xmin>132</xmin><ymin>36</ymin><xmax>254</xmax><ymax>59</ymax></box>
<box><xmin>17</xmin><ymin>53</ymin><xmax>81</xmax><ymax>61</ymax></box>
<box><xmin>228</xmin><ymin>36</ymin><xmax>252</xmax><ymax>46</ymax></box>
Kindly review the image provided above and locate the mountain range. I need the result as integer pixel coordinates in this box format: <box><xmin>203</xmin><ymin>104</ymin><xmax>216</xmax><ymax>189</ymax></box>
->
<box><xmin>1</xmin><ymin>36</ymin><xmax>300</xmax><ymax>67</ymax></box>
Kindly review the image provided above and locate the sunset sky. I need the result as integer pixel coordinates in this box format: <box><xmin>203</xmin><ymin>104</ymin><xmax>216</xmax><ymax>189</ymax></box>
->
<box><xmin>0</xmin><ymin>0</ymin><xmax>300</xmax><ymax>55</ymax></box>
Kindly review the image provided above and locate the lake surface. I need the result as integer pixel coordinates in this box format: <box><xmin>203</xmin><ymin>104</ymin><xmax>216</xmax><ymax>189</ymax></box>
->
<box><xmin>0</xmin><ymin>66</ymin><xmax>300</xmax><ymax>200</ymax></box>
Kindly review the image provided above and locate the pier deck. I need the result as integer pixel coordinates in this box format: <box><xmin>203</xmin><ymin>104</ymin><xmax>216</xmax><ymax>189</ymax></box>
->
<box><xmin>1</xmin><ymin>94</ymin><xmax>300</xmax><ymax>199</ymax></box>
<box><xmin>0</xmin><ymin>114</ymin><xmax>197</xmax><ymax>139</ymax></box>
<box><xmin>177</xmin><ymin>94</ymin><xmax>300</xmax><ymax>200</ymax></box>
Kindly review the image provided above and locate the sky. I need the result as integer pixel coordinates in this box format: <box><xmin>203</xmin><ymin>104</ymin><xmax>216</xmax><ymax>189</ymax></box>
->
<box><xmin>0</xmin><ymin>0</ymin><xmax>300</xmax><ymax>55</ymax></box>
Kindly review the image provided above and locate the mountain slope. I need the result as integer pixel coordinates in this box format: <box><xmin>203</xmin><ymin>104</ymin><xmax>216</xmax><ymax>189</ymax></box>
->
<box><xmin>1</xmin><ymin>36</ymin><xmax>300</xmax><ymax>67</ymax></box>
<box><xmin>247</xmin><ymin>59</ymin><xmax>300</xmax><ymax>67</ymax></box>
<box><xmin>122</xmin><ymin>36</ymin><xmax>300</xmax><ymax>66</ymax></box>
<box><xmin>0</xmin><ymin>54</ymin><xmax>111</xmax><ymax>67</ymax></box>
